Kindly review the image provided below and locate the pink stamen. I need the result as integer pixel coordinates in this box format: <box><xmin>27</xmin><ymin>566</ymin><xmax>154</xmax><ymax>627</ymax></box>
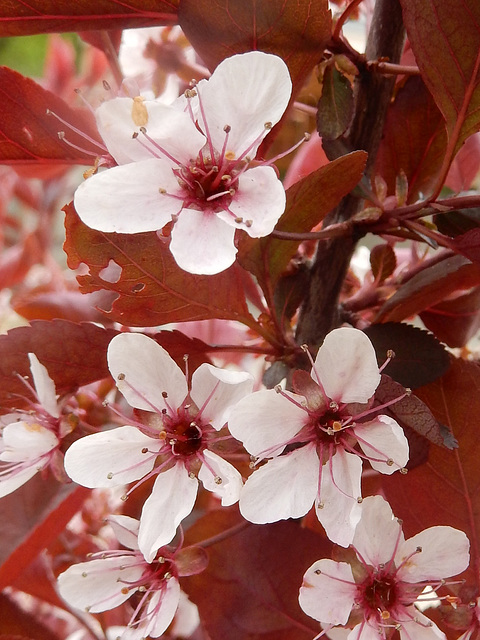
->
<box><xmin>46</xmin><ymin>109</ymin><xmax>107</xmax><ymax>152</ymax></box>
<box><xmin>138</xmin><ymin>126</ymin><xmax>182</xmax><ymax>166</ymax></box>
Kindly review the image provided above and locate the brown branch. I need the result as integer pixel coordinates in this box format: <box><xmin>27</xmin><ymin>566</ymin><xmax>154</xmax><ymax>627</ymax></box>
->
<box><xmin>294</xmin><ymin>0</ymin><xmax>406</xmax><ymax>353</ymax></box>
<box><xmin>367</xmin><ymin>60</ymin><xmax>420</xmax><ymax>76</ymax></box>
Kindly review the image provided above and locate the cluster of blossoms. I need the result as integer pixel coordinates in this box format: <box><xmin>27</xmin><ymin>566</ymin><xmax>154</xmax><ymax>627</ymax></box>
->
<box><xmin>0</xmin><ymin>48</ymin><xmax>473</xmax><ymax>640</ymax></box>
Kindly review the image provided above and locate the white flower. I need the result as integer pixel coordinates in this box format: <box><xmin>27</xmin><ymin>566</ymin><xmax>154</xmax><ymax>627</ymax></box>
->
<box><xmin>299</xmin><ymin>495</ymin><xmax>470</xmax><ymax>640</ymax></box>
<box><xmin>58</xmin><ymin>515</ymin><xmax>184</xmax><ymax>639</ymax></box>
<box><xmin>0</xmin><ymin>353</ymin><xmax>63</xmax><ymax>497</ymax></box>
<box><xmin>228</xmin><ymin>327</ymin><xmax>409</xmax><ymax>546</ymax></box>
<box><xmin>74</xmin><ymin>51</ymin><xmax>292</xmax><ymax>275</ymax></box>
<box><xmin>64</xmin><ymin>332</ymin><xmax>253</xmax><ymax>561</ymax></box>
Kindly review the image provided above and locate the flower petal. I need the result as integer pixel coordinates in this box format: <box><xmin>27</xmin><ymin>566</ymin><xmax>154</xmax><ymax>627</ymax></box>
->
<box><xmin>352</xmin><ymin>495</ymin><xmax>403</xmax><ymax>566</ymax></box>
<box><xmin>227</xmin><ymin>389</ymin><xmax>307</xmax><ymax>458</ymax></box>
<box><xmin>138</xmin><ymin>462</ymin><xmax>198</xmax><ymax>562</ymax></box>
<box><xmin>108</xmin><ymin>515</ymin><xmax>140</xmax><ymax>550</ymax></box>
<box><xmin>299</xmin><ymin>558</ymin><xmax>356</xmax><ymax>625</ymax></box>
<box><xmin>190</xmin><ymin>363</ymin><xmax>253</xmax><ymax>430</ymax></box>
<box><xmin>0</xmin><ymin>462</ymin><xmax>42</xmax><ymax>498</ymax></box>
<box><xmin>28</xmin><ymin>353</ymin><xmax>59</xmax><ymax>418</ymax></box>
<box><xmin>239</xmin><ymin>444</ymin><xmax>319</xmax><ymax>523</ymax></box>
<box><xmin>144</xmin><ymin>578</ymin><xmax>181</xmax><ymax>638</ymax></box>
<box><xmin>107</xmin><ymin>333</ymin><xmax>188</xmax><ymax>412</ymax></box>
<box><xmin>198</xmin><ymin>449</ymin><xmax>243</xmax><ymax>506</ymax></box>
<box><xmin>96</xmin><ymin>97</ymin><xmax>205</xmax><ymax>165</ymax></box>
<box><xmin>199</xmin><ymin>51</ymin><xmax>292</xmax><ymax>158</ymax></box>
<box><xmin>64</xmin><ymin>426</ymin><xmax>158</xmax><ymax>488</ymax></box>
<box><xmin>0</xmin><ymin>421</ymin><xmax>58</xmax><ymax>461</ymax></box>
<box><xmin>58</xmin><ymin>556</ymin><xmax>143</xmax><ymax>613</ymax></box>
<box><xmin>217</xmin><ymin>166</ymin><xmax>286</xmax><ymax>237</ymax></box>
<box><xmin>316</xmin><ymin>449</ymin><xmax>362</xmax><ymax>547</ymax></box>
<box><xmin>354</xmin><ymin>415</ymin><xmax>409</xmax><ymax>474</ymax></box>
<box><xmin>399</xmin><ymin>610</ymin><xmax>446</xmax><ymax>640</ymax></box>
<box><xmin>397</xmin><ymin>526</ymin><xmax>470</xmax><ymax>582</ymax></box>
<box><xmin>74</xmin><ymin>158</ymin><xmax>182</xmax><ymax>234</ymax></box>
<box><xmin>169</xmin><ymin>209</ymin><xmax>237</xmax><ymax>275</ymax></box>
<box><xmin>348</xmin><ymin>621</ymin><xmax>384</xmax><ymax>640</ymax></box>
<box><xmin>314</xmin><ymin>328</ymin><xmax>381</xmax><ymax>404</ymax></box>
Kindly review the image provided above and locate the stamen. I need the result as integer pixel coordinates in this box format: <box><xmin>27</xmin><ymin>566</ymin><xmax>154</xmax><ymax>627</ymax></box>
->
<box><xmin>57</xmin><ymin>131</ymin><xmax>100</xmax><ymax>158</ymax></box>
<box><xmin>262</xmin><ymin>132</ymin><xmax>312</xmax><ymax>165</ymax></box>
<box><xmin>138</xmin><ymin>127</ymin><xmax>182</xmax><ymax>166</ymax></box>
<box><xmin>46</xmin><ymin>109</ymin><xmax>107</xmax><ymax>152</ymax></box>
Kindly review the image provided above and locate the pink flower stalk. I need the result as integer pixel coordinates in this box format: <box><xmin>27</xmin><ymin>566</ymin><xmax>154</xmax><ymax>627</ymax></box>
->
<box><xmin>74</xmin><ymin>51</ymin><xmax>292</xmax><ymax>275</ymax></box>
<box><xmin>227</xmin><ymin>327</ymin><xmax>409</xmax><ymax>546</ymax></box>
<box><xmin>58</xmin><ymin>515</ymin><xmax>195</xmax><ymax>640</ymax></box>
<box><xmin>299</xmin><ymin>495</ymin><xmax>470</xmax><ymax>640</ymax></box>
<box><xmin>0</xmin><ymin>353</ymin><xmax>71</xmax><ymax>496</ymax></box>
<box><xmin>64</xmin><ymin>332</ymin><xmax>253</xmax><ymax>561</ymax></box>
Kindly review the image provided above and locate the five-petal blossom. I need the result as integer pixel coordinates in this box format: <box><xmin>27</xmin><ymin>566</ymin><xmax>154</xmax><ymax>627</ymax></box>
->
<box><xmin>299</xmin><ymin>495</ymin><xmax>470</xmax><ymax>640</ymax></box>
<box><xmin>74</xmin><ymin>51</ymin><xmax>292</xmax><ymax>275</ymax></box>
<box><xmin>64</xmin><ymin>332</ymin><xmax>253</xmax><ymax>561</ymax></box>
<box><xmin>228</xmin><ymin>327</ymin><xmax>409</xmax><ymax>546</ymax></box>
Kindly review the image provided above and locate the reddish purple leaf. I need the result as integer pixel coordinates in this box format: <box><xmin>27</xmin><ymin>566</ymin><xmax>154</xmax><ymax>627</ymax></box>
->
<box><xmin>452</xmin><ymin>228</ymin><xmax>480</xmax><ymax>264</ymax></box>
<box><xmin>183</xmin><ymin>508</ymin><xmax>332</xmax><ymax>640</ymax></box>
<box><xmin>179</xmin><ymin>0</ymin><xmax>332</xmax><ymax>101</ymax></box>
<box><xmin>64</xmin><ymin>203</ymin><xmax>253</xmax><ymax>327</ymax></box>
<box><xmin>0</xmin><ymin>319</ymin><xmax>118</xmax><ymax>410</ymax></box>
<box><xmin>0</xmin><ymin>67</ymin><xmax>102</xmax><ymax>166</ymax></box>
<box><xmin>0</xmin><ymin>1</ymin><xmax>178</xmax><ymax>36</ymax></box>
<box><xmin>375</xmin><ymin>255</ymin><xmax>480</xmax><ymax>323</ymax></box>
<box><xmin>400</xmin><ymin>0</ymin><xmax>480</xmax><ymax>151</ymax></box>
<box><xmin>420</xmin><ymin>286</ymin><xmax>480</xmax><ymax>348</ymax></box>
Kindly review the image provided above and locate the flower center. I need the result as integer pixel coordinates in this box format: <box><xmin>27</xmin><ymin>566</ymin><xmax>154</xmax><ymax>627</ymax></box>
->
<box><xmin>168</xmin><ymin>418</ymin><xmax>204</xmax><ymax>458</ymax></box>
<box><xmin>361</xmin><ymin>572</ymin><xmax>399</xmax><ymax>618</ymax></box>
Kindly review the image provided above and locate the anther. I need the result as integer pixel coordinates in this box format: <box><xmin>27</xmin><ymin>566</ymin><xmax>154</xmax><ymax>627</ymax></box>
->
<box><xmin>107</xmin><ymin>472</ymin><xmax>113</xmax><ymax>479</ymax></box>
<box><xmin>416</xmin><ymin>546</ymin><xmax>422</xmax><ymax>553</ymax></box>
<box><xmin>139</xmin><ymin>126</ymin><xmax>147</xmax><ymax>134</ymax></box>
<box><xmin>159</xmin><ymin>188</ymin><xmax>166</xmax><ymax>194</ymax></box>
<box><xmin>82</xmin><ymin>571</ymin><xmax>88</xmax><ymax>578</ymax></box>
<box><xmin>117</xmin><ymin>373</ymin><xmax>126</xmax><ymax>381</ymax></box>
<box><xmin>357</xmin><ymin>497</ymin><xmax>363</xmax><ymax>503</ymax></box>
<box><xmin>386</xmin><ymin>458</ymin><xmax>394</xmax><ymax>466</ymax></box>
<box><xmin>221</xmin><ymin>174</ymin><xmax>231</xmax><ymax>181</ymax></box>
<box><xmin>234</xmin><ymin>216</ymin><xmax>243</xmax><ymax>224</ymax></box>
<box><xmin>400</xmin><ymin>467</ymin><xmax>408</xmax><ymax>474</ymax></box>
<box><xmin>264</xmin><ymin>122</ymin><xmax>273</xmax><ymax>129</ymax></box>
<box><xmin>162</xmin><ymin>391</ymin><xmax>168</xmax><ymax>398</ymax></box>
<box><xmin>141</xmin><ymin>447</ymin><xmax>148</xmax><ymax>454</ymax></box>
<box><xmin>103</xmin><ymin>80</ymin><xmax>111</xmax><ymax>91</ymax></box>
<box><xmin>188</xmin><ymin>472</ymin><xmax>196</xmax><ymax>479</ymax></box>
<box><xmin>214</xmin><ymin>476</ymin><xmax>222</xmax><ymax>485</ymax></box>
<box><xmin>387</xmin><ymin>349</ymin><xmax>395</xmax><ymax>359</ymax></box>
<box><xmin>223</xmin><ymin>124</ymin><xmax>231</xmax><ymax>133</ymax></box>
<box><xmin>314</xmin><ymin>569</ymin><xmax>322</xmax><ymax>575</ymax></box>
<box><xmin>138</xmin><ymin>585</ymin><xmax>147</xmax><ymax>592</ymax></box>
<box><xmin>121</xmin><ymin>587</ymin><xmax>129</xmax><ymax>594</ymax></box>
<box><xmin>132</xmin><ymin>131</ymin><xmax>139</xmax><ymax>139</ymax></box>
<box><xmin>274</xmin><ymin>384</ymin><xmax>282</xmax><ymax>393</ymax></box>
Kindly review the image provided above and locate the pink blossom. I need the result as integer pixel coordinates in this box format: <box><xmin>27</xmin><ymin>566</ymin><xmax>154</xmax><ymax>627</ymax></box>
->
<box><xmin>64</xmin><ymin>332</ymin><xmax>253</xmax><ymax>561</ymax></box>
<box><xmin>58</xmin><ymin>515</ymin><xmax>188</xmax><ymax>639</ymax></box>
<box><xmin>227</xmin><ymin>327</ymin><xmax>409</xmax><ymax>546</ymax></box>
<box><xmin>299</xmin><ymin>495</ymin><xmax>470</xmax><ymax>640</ymax></box>
<box><xmin>0</xmin><ymin>353</ymin><xmax>69</xmax><ymax>496</ymax></box>
<box><xmin>74</xmin><ymin>51</ymin><xmax>292</xmax><ymax>275</ymax></box>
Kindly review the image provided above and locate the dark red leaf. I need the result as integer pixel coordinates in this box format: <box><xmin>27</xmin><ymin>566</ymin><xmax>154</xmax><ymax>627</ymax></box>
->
<box><xmin>400</xmin><ymin>0</ymin><xmax>480</xmax><ymax>152</ymax></box>
<box><xmin>369</xmin><ymin>244</ymin><xmax>396</xmax><ymax>283</ymax></box>
<box><xmin>420</xmin><ymin>286</ymin><xmax>480</xmax><ymax>348</ymax></box>
<box><xmin>0</xmin><ymin>1</ymin><xmax>178</xmax><ymax>36</ymax></box>
<box><xmin>452</xmin><ymin>228</ymin><xmax>480</xmax><ymax>264</ymax></box>
<box><xmin>0</xmin><ymin>319</ymin><xmax>118</xmax><ymax>411</ymax></box>
<box><xmin>179</xmin><ymin>0</ymin><xmax>332</xmax><ymax>101</ymax></box>
<box><xmin>381</xmin><ymin>358</ymin><xmax>480</xmax><ymax>593</ymax></box>
<box><xmin>375</xmin><ymin>75</ymin><xmax>447</xmax><ymax>201</ymax></box>
<box><xmin>317</xmin><ymin>65</ymin><xmax>354</xmax><ymax>141</ymax></box>
<box><xmin>0</xmin><ymin>66</ymin><xmax>102</xmax><ymax>166</ymax></box>
<box><xmin>363</xmin><ymin>322</ymin><xmax>450</xmax><ymax>388</ymax></box>
<box><xmin>64</xmin><ymin>203</ymin><xmax>253</xmax><ymax>327</ymax></box>
<box><xmin>375</xmin><ymin>255</ymin><xmax>480</xmax><ymax>323</ymax></box>
<box><xmin>183</xmin><ymin>508</ymin><xmax>331</xmax><ymax>640</ymax></box>
<box><xmin>0</xmin><ymin>593</ymin><xmax>61</xmax><ymax>639</ymax></box>
<box><xmin>0</xmin><ymin>476</ymin><xmax>90</xmax><ymax>589</ymax></box>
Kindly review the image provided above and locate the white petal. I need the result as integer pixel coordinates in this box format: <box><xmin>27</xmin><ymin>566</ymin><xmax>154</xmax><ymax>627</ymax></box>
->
<box><xmin>239</xmin><ymin>444</ymin><xmax>319</xmax><ymax>523</ymax></box>
<box><xmin>397</xmin><ymin>526</ymin><xmax>470</xmax><ymax>582</ymax></box>
<box><xmin>354</xmin><ymin>415</ymin><xmax>409</xmax><ymax>474</ymax></box>
<box><xmin>74</xmin><ymin>158</ymin><xmax>183</xmax><ymax>234</ymax></box>
<box><xmin>169</xmin><ymin>209</ymin><xmax>237</xmax><ymax>275</ymax></box>
<box><xmin>314</xmin><ymin>328</ymin><xmax>381</xmax><ymax>404</ymax></box>
<box><xmin>64</xmin><ymin>426</ymin><xmax>158</xmax><ymax>488</ymax></box>
<box><xmin>58</xmin><ymin>556</ymin><xmax>143</xmax><ymax>613</ymax></box>
<box><xmin>0</xmin><ymin>462</ymin><xmax>42</xmax><ymax>498</ymax></box>
<box><xmin>399</xmin><ymin>610</ymin><xmax>446</xmax><ymax>640</ymax></box>
<box><xmin>199</xmin><ymin>51</ymin><xmax>292</xmax><ymax>157</ymax></box>
<box><xmin>0</xmin><ymin>421</ymin><xmax>58</xmax><ymax>461</ymax></box>
<box><xmin>96</xmin><ymin>97</ymin><xmax>205</xmax><ymax>165</ymax></box>
<box><xmin>138</xmin><ymin>463</ymin><xmax>198</xmax><ymax>562</ymax></box>
<box><xmin>108</xmin><ymin>515</ymin><xmax>140</xmax><ymax>550</ymax></box>
<box><xmin>348</xmin><ymin>621</ymin><xmax>383</xmax><ymax>640</ymax></box>
<box><xmin>299</xmin><ymin>559</ymin><xmax>356</xmax><ymax>624</ymax></box>
<box><xmin>227</xmin><ymin>389</ymin><xmax>307</xmax><ymax>457</ymax></box>
<box><xmin>352</xmin><ymin>495</ymin><xmax>403</xmax><ymax>566</ymax></box>
<box><xmin>144</xmin><ymin>578</ymin><xmax>181</xmax><ymax>637</ymax></box>
<box><xmin>198</xmin><ymin>449</ymin><xmax>243</xmax><ymax>505</ymax></box>
<box><xmin>316</xmin><ymin>449</ymin><xmax>362</xmax><ymax>547</ymax></box>
<box><xmin>107</xmin><ymin>333</ymin><xmax>188</xmax><ymax>412</ymax></box>
<box><xmin>218</xmin><ymin>166</ymin><xmax>286</xmax><ymax>237</ymax></box>
<box><xmin>190</xmin><ymin>363</ymin><xmax>253</xmax><ymax>430</ymax></box>
<box><xmin>28</xmin><ymin>353</ymin><xmax>59</xmax><ymax>418</ymax></box>
<box><xmin>170</xmin><ymin>590</ymin><xmax>200</xmax><ymax>637</ymax></box>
